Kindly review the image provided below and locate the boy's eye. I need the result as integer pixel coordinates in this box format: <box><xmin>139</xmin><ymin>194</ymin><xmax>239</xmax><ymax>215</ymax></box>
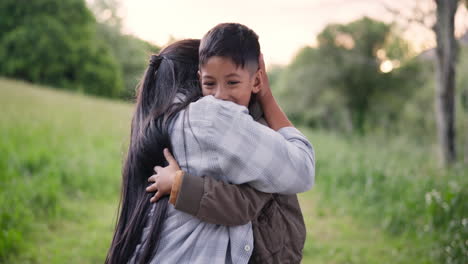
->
<box><xmin>227</xmin><ymin>81</ymin><xmax>240</xmax><ymax>85</ymax></box>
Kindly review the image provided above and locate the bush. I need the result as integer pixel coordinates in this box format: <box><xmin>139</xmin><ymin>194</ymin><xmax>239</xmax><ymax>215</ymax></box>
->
<box><xmin>0</xmin><ymin>0</ymin><xmax>124</xmax><ymax>98</ymax></box>
<box><xmin>95</xmin><ymin>23</ymin><xmax>160</xmax><ymax>99</ymax></box>
<box><xmin>309</xmin><ymin>129</ymin><xmax>468</xmax><ymax>263</ymax></box>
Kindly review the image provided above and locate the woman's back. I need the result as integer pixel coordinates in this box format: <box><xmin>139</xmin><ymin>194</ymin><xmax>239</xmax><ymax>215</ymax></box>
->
<box><xmin>130</xmin><ymin>96</ymin><xmax>255</xmax><ymax>264</ymax></box>
<box><xmin>106</xmin><ymin>39</ymin><xmax>205</xmax><ymax>264</ymax></box>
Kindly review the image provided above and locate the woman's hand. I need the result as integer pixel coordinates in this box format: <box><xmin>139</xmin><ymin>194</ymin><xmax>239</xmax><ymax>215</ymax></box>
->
<box><xmin>146</xmin><ymin>148</ymin><xmax>180</xmax><ymax>203</ymax></box>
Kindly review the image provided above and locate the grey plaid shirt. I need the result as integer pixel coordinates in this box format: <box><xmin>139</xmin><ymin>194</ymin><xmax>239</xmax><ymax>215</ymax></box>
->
<box><xmin>130</xmin><ymin>95</ymin><xmax>315</xmax><ymax>264</ymax></box>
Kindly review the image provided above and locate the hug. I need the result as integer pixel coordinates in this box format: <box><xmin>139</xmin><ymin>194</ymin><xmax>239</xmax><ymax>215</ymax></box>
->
<box><xmin>106</xmin><ymin>23</ymin><xmax>315</xmax><ymax>264</ymax></box>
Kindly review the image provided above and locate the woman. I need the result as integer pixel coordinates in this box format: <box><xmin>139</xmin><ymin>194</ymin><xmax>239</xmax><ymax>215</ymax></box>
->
<box><xmin>106</xmin><ymin>38</ymin><xmax>314</xmax><ymax>264</ymax></box>
<box><xmin>106</xmin><ymin>39</ymin><xmax>202</xmax><ymax>264</ymax></box>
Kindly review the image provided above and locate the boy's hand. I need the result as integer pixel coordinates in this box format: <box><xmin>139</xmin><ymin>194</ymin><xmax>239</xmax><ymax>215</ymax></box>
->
<box><xmin>257</xmin><ymin>53</ymin><xmax>293</xmax><ymax>130</ymax></box>
<box><xmin>258</xmin><ymin>53</ymin><xmax>273</xmax><ymax>98</ymax></box>
<box><xmin>146</xmin><ymin>148</ymin><xmax>180</xmax><ymax>203</ymax></box>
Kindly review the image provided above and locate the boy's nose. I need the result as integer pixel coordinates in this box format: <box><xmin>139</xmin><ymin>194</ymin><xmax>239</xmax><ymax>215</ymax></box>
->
<box><xmin>214</xmin><ymin>89</ymin><xmax>229</xmax><ymax>101</ymax></box>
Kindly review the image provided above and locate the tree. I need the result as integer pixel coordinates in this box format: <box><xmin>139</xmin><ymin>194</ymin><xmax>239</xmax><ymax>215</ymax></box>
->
<box><xmin>433</xmin><ymin>0</ymin><xmax>460</xmax><ymax>165</ymax></box>
<box><xmin>0</xmin><ymin>0</ymin><xmax>124</xmax><ymax>97</ymax></box>
<box><xmin>316</xmin><ymin>17</ymin><xmax>421</xmax><ymax>132</ymax></box>
<box><xmin>94</xmin><ymin>23</ymin><xmax>160</xmax><ymax>99</ymax></box>
<box><xmin>460</xmin><ymin>45</ymin><xmax>468</xmax><ymax>163</ymax></box>
<box><xmin>463</xmin><ymin>88</ymin><xmax>468</xmax><ymax>163</ymax></box>
<box><xmin>274</xmin><ymin>17</ymin><xmax>423</xmax><ymax>133</ymax></box>
<box><xmin>88</xmin><ymin>0</ymin><xmax>160</xmax><ymax>99</ymax></box>
<box><xmin>385</xmin><ymin>0</ymin><xmax>468</xmax><ymax>166</ymax></box>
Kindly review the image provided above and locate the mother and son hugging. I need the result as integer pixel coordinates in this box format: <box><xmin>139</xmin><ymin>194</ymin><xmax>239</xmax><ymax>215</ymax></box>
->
<box><xmin>105</xmin><ymin>22</ymin><xmax>315</xmax><ymax>264</ymax></box>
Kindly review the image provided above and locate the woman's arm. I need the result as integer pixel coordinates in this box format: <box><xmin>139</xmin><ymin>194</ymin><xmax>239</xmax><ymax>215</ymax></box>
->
<box><xmin>147</xmin><ymin>149</ymin><xmax>272</xmax><ymax>226</ymax></box>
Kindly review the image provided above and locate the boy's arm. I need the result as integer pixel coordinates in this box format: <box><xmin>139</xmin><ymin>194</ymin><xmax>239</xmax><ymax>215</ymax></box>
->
<box><xmin>170</xmin><ymin>171</ymin><xmax>272</xmax><ymax>226</ymax></box>
<box><xmin>257</xmin><ymin>54</ymin><xmax>292</xmax><ymax>131</ymax></box>
<box><xmin>147</xmin><ymin>149</ymin><xmax>272</xmax><ymax>226</ymax></box>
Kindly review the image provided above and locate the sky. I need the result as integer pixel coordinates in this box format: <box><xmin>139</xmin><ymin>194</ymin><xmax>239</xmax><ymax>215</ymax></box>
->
<box><xmin>99</xmin><ymin>0</ymin><xmax>468</xmax><ymax>66</ymax></box>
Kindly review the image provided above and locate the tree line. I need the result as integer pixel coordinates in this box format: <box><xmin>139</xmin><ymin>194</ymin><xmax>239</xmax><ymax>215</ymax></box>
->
<box><xmin>270</xmin><ymin>10</ymin><xmax>468</xmax><ymax>165</ymax></box>
<box><xmin>1</xmin><ymin>0</ymin><xmax>466</xmax><ymax>165</ymax></box>
<box><xmin>0</xmin><ymin>0</ymin><xmax>159</xmax><ymax>99</ymax></box>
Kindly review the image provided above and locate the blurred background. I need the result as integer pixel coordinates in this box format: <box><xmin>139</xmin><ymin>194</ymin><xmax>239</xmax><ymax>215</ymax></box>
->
<box><xmin>1</xmin><ymin>0</ymin><xmax>467</xmax><ymax>263</ymax></box>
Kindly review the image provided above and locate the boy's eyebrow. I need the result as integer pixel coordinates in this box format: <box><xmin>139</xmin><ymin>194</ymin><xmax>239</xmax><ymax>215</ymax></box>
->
<box><xmin>225</xmin><ymin>73</ymin><xmax>240</xmax><ymax>78</ymax></box>
<box><xmin>201</xmin><ymin>73</ymin><xmax>241</xmax><ymax>79</ymax></box>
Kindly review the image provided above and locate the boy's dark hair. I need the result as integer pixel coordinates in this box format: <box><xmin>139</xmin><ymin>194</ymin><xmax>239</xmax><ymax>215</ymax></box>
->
<box><xmin>199</xmin><ymin>23</ymin><xmax>260</xmax><ymax>72</ymax></box>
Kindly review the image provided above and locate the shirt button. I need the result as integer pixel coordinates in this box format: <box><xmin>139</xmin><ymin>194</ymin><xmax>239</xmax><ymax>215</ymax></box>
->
<box><xmin>244</xmin><ymin>245</ymin><xmax>251</xmax><ymax>252</ymax></box>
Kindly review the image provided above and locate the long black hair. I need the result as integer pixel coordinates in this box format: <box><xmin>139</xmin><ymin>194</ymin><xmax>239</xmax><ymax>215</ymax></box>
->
<box><xmin>106</xmin><ymin>39</ymin><xmax>201</xmax><ymax>264</ymax></box>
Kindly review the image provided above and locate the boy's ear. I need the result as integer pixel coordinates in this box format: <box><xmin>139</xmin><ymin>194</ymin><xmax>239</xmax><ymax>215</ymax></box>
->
<box><xmin>252</xmin><ymin>69</ymin><xmax>263</xmax><ymax>94</ymax></box>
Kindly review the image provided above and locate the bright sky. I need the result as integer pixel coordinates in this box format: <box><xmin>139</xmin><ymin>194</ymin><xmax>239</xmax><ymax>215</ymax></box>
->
<box><xmin>114</xmin><ymin>0</ymin><xmax>467</xmax><ymax>66</ymax></box>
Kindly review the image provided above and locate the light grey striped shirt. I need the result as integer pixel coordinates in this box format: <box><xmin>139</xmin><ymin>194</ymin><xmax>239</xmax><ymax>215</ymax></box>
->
<box><xmin>130</xmin><ymin>95</ymin><xmax>315</xmax><ymax>264</ymax></box>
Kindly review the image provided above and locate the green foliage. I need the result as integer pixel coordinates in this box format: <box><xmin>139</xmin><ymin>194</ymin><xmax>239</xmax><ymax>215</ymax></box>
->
<box><xmin>274</xmin><ymin>17</ymin><xmax>425</xmax><ymax>133</ymax></box>
<box><xmin>87</xmin><ymin>0</ymin><xmax>160</xmax><ymax>99</ymax></box>
<box><xmin>316</xmin><ymin>18</ymin><xmax>395</xmax><ymax>131</ymax></box>
<box><xmin>266</xmin><ymin>64</ymin><xmax>285</xmax><ymax>90</ymax></box>
<box><xmin>308</xmin><ymin>128</ymin><xmax>468</xmax><ymax>263</ymax></box>
<box><xmin>393</xmin><ymin>44</ymin><xmax>468</xmax><ymax>146</ymax></box>
<box><xmin>95</xmin><ymin>23</ymin><xmax>160</xmax><ymax>99</ymax></box>
<box><xmin>1</xmin><ymin>79</ymin><xmax>466</xmax><ymax>263</ymax></box>
<box><xmin>275</xmin><ymin>47</ymin><xmax>348</xmax><ymax>128</ymax></box>
<box><xmin>0</xmin><ymin>0</ymin><xmax>124</xmax><ymax>97</ymax></box>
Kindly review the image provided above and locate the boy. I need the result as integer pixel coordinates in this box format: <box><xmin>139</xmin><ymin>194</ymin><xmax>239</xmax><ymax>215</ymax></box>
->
<box><xmin>147</xmin><ymin>23</ymin><xmax>314</xmax><ymax>263</ymax></box>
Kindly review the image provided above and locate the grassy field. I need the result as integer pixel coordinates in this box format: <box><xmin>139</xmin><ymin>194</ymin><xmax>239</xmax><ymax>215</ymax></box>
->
<box><xmin>1</xmin><ymin>78</ymin><xmax>466</xmax><ymax>263</ymax></box>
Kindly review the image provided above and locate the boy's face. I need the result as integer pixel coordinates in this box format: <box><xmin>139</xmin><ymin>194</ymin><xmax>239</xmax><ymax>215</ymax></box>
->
<box><xmin>199</xmin><ymin>56</ymin><xmax>261</xmax><ymax>107</ymax></box>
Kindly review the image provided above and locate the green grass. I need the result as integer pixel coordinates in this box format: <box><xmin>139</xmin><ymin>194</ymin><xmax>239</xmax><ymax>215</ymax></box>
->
<box><xmin>0</xmin><ymin>78</ymin><xmax>130</xmax><ymax>262</ymax></box>
<box><xmin>299</xmin><ymin>192</ymin><xmax>429</xmax><ymax>264</ymax></box>
<box><xmin>301</xmin><ymin>129</ymin><xmax>468</xmax><ymax>263</ymax></box>
<box><xmin>1</xmin><ymin>78</ymin><xmax>467</xmax><ymax>263</ymax></box>
<box><xmin>11</xmin><ymin>199</ymin><xmax>117</xmax><ymax>264</ymax></box>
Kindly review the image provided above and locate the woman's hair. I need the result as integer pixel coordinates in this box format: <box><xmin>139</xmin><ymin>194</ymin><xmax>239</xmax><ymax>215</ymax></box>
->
<box><xmin>106</xmin><ymin>39</ymin><xmax>201</xmax><ymax>264</ymax></box>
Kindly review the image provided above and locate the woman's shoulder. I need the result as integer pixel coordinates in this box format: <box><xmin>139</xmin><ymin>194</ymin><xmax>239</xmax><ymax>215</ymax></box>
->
<box><xmin>188</xmin><ymin>96</ymin><xmax>249</xmax><ymax>122</ymax></box>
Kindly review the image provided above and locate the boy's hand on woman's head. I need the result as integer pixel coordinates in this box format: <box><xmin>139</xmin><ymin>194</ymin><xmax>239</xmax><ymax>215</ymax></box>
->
<box><xmin>146</xmin><ymin>148</ymin><xmax>181</xmax><ymax>203</ymax></box>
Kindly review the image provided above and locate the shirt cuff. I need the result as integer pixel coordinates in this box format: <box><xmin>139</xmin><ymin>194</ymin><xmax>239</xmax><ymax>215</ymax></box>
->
<box><xmin>173</xmin><ymin>172</ymin><xmax>205</xmax><ymax>216</ymax></box>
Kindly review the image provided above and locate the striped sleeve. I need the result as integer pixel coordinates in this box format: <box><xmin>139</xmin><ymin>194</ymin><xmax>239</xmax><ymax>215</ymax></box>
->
<box><xmin>196</xmin><ymin>96</ymin><xmax>315</xmax><ymax>194</ymax></box>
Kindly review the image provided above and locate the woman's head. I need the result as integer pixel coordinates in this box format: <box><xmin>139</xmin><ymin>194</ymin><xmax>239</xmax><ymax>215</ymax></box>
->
<box><xmin>136</xmin><ymin>39</ymin><xmax>201</xmax><ymax>121</ymax></box>
<box><xmin>106</xmin><ymin>39</ymin><xmax>201</xmax><ymax>264</ymax></box>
